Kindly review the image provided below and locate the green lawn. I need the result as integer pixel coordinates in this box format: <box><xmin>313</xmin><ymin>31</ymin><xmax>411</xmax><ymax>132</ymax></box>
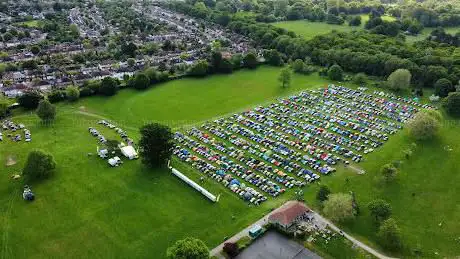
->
<box><xmin>15</xmin><ymin>20</ymin><xmax>43</xmax><ymax>28</ymax></box>
<box><xmin>1</xmin><ymin>66</ymin><xmax>460</xmax><ymax>258</ymax></box>
<box><xmin>272</xmin><ymin>15</ymin><xmax>396</xmax><ymax>40</ymax></box>
<box><xmin>406</xmin><ymin>26</ymin><xmax>460</xmax><ymax>43</ymax></box>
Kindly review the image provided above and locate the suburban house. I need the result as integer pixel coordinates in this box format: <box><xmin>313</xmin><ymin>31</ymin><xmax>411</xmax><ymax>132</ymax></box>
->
<box><xmin>268</xmin><ymin>201</ymin><xmax>310</xmax><ymax>232</ymax></box>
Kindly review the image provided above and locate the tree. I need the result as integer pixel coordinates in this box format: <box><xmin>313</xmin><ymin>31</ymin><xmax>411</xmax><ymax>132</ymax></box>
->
<box><xmin>36</xmin><ymin>99</ymin><xmax>56</xmax><ymax>122</ymax></box>
<box><xmin>353</xmin><ymin>73</ymin><xmax>367</xmax><ymax>85</ymax></box>
<box><xmin>349</xmin><ymin>16</ymin><xmax>362</xmax><ymax>26</ymax></box>
<box><xmin>434</xmin><ymin>78</ymin><xmax>455</xmax><ymax>98</ymax></box>
<box><xmin>223</xmin><ymin>242</ymin><xmax>239</xmax><ymax>258</ymax></box>
<box><xmin>0</xmin><ymin>96</ymin><xmax>8</xmax><ymax>118</ymax></box>
<box><xmin>316</xmin><ymin>185</ymin><xmax>331</xmax><ymax>202</ymax></box>
<box><xmin>30</xmin><ymin>45</ymin><xmax>41</xmax><ymax>55</ymax></box>
<box><xmin>387</xmin><ymin>69</ymin><xmax>411</xmax><ymax>91</ymax></box>
<box><xmin>381</xmin><ymin>163</ymin><xmax>398</xmax><ymax>182</ymax></box>
<box><xmin>323</xmin><ymin>193</ymin><xmax>355</xmax><ymax>222</ymax></box>
<box><xmin>278</xmin><ymin>67</ymin><xmax>292</xmax><ymax>88</ymax></box>
<box><xmin>188</xmin><ymin>60</ymin><xmax>209</xmax><ymax>77</ymax></box>
<box><xmin>378</xmin><ymin>218</ymin><xmax>402</xmax><ymax>251</ymax></box>
<box><xmin>443</xmin><ymin>92</ymin><xmax>460</xmax><ymax>117</ymax></box>
<box><xmin>18</xmin><ymin>90</ymin><xmax>43</xmax><ymax>109</ymax></box>
<box><xmin>291</xmin><ymin>59</ymin><xmax>306</xmax><ymax>73</ymax></box>
<box><xmin>127</xmin><ymin>58</ymin><xmax>136</xmax><ymax>67</ymax></box>
<box><xmin>264</xmin><ymin>49</ymin><xmax>283</xmax><ymax>66</ymax></box>
<box><xmin>328</xmin><ymin>65</ymin><xmax>343</xmax><ymax>81</ymax></box>
<box><xmin>166</xmin><ymin>237</ymin><xmax>209</xmax><ymax>259</ymax></box>
<box><xmin>66</xmin><ymin>86</ymin><xmax>80</xmax><ymax>102</ymax></box>
<box><xmin>22</xmin><ymin>149</ymin><xmax>56</xmax><ymax>183</ymax></box>
<box><xmin>408</xmin><ymin>111</ymin><xmax>440</xmax><ymax>140</ymax></box>
<box><xmin>368</xmin><ymin>199</ymin><xmax>392</xmax><ymax>222</ymax></box>
<box><xmin>47</xmin><ymin>90</ymin><xmax>66</xmax><ymax>103</ymax></box>
<box><xmin>99</xmin><ymin>77</ymin><xmax>119</xmax><ymax>96</ymax></box>
<box><xmin>139</xmin><ymin>123</ymin><xmax>174</xmax><ymax>168</ymax></box>
<box><xmin>133</xmin><ymin>73</ymin><xmax>150</xmax><ymax>90</ymax></box>
<box><xmin>243</xmin><ymin>52</ymin><xmax>258</xmax><ymax>69</ymax></box>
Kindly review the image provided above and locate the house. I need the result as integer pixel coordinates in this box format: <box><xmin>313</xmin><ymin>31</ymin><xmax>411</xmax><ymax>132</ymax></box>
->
<box><xmin>268</xmin><ymin>201</ymin><xmax>310</xmax><ymax>232</ymax></box>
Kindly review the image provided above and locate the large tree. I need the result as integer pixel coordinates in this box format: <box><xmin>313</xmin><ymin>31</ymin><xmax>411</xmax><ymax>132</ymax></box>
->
<box><xmin>18</xmin><ymin>90</ymin><xmax>43</xmax><ymax>109</ymax></box>
<box><xmin>139</xmin><ymin>123</ymin><xmax>174</xmax><ymax>168</ymax></box>
<box><xmin>243</xmin><ymin>52</ymin><xmax>258</xmax><ymax>69</ymax></box>
<box><xmin>278</xmin><ymin>67</ymin><xmax>292</xmax><ymax>88</ymax></box>
<box><xmin>328</xmin><ymin>64</ymin><xmax>343</xmax><ymax>81</ymax></box>
<box><xmin>434</xmin><ymin>78</ymin><xmax>455</xmax><ymax>97</ymax></box>
<box><xmin>133</xmin><ymin>73</ymin><xmax>150</xmax><ymax>90</ymax></box>
<box><xmin>323</xmin><ymin>193</ymin><xmax>355</xmax><ymax>222</ymax></box>
<box><xmin>316</xmin><ymin>185</ymin><xmax>331</xmax><ymax>202</ymax></box>
<box><xmin>36</xmin><ymin>99</ymin><xmax>56</xmax><ymax>122</ymax></box>
<box><xmin>23</xmin><ymin>149</ymin><xmax>56</xmax><ymax>183</ymax></box>
<box><xmin>166</xmin><ymin>237</ymin><xmax>209</xmax><ymax>259</ymax></box>
<box><xmin>378</xmin><ymin>218</ymin><xmax>402</xmax><ymax>251</ymax></box>
<box><xmin>99</xmin><ymin>77</ymin><xmax>119</xmax><ymax>96</ymax></box>
<box><xmin>443</xmin><ymin>92</ymin><xmax>460</xmax><ymax>117</ymax></box>
<box><xmin>387</xmin><ymin>69</ymin><xmax>411</xmax><ymax>91</ymax></box>
<box><xmin>368</xmin><ymin>199</ymin><xmax>392</xmax><ymax>222</ymax></box>
<box><xmin>408</xmin><ymin>111</ymin><xmax>440</xmax><ymax>140</ymax></box>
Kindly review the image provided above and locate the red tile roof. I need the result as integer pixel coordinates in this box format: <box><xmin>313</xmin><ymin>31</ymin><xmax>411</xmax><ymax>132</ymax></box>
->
<box><xmin>269</xmin><ymin>201</ymin><xmax>310</xmax><ymax>226</ymax></box>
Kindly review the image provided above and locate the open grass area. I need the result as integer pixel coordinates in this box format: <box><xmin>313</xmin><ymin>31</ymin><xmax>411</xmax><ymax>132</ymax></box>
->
<box><xmin>15</xmin><ymin>20</ymin><xmax>43</xmax><ymax>28</ymax></box>
<box><xmin>272</xmin><ymin>15</ymin><xmax>396</xmax><ymax>40</ymax></box>
<box><xmin>1</xmin><ymin>66</ymin><xmax>459</xmax><ymax>258</ymax></box>
<box><xmin>406</xmin><ymin>26</ymin><xmax>460</xmax><ymax>43</ymax></box>
<box><xmin>273</xmin><ymin>20</ymin><xmax>357</xmax><ymax>40</ymax></box>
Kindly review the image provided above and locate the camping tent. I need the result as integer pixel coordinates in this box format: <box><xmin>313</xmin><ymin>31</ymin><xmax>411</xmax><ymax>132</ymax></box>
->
<box><xmin>120</xmin><ymin>146</ymin><xmax>138</xmax><ymax>160</ymax></box>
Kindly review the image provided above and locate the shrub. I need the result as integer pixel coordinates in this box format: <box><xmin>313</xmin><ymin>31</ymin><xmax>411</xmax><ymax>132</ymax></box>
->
<box><xmin>22</xmin><ymin>149</ymin><xmax>56</xmax><ymax>182</ymax></box>
<box><xmin>223</xmin><ymin>242</ymin><xmax>239</xmax><ymax>258</ymax></box>
<box><xmin>381</xmin><ymin>163</ymin><xmax>398</xmax><ymax>182</ymax></box>
<box><xmin>66</xmin><ymin>86</ymin><xmax>80</xmax><ymax>102</ymax></box>
<box><xmin>316</xmin><ymin>185</ymin><xmax>331</xmax><ymax>202</ymax></box>
<box><xmin>133</xmin><ymin>73</ymin><xmax>150</xmax><ymax>90</ymax></box>
<box><xmin>353</xmin><ymin>73</ymin><xmax>367</xmax><ymax>85</ymax></box>
<box><xmin>387</xmin><ymin>69</ymin><xmax>411</xmax><ymax>91</ymax></box>
<box><xmin>47</xmin><ymin>90</ymin><xmax>66</xmax><ymax>103</ymax></box>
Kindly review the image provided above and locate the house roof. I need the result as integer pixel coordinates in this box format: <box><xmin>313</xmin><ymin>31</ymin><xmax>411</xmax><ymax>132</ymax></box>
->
<box><xmin>268</xmin><ymin>201</ymin><xmax>310</xmax><ymax>226</ymax></box>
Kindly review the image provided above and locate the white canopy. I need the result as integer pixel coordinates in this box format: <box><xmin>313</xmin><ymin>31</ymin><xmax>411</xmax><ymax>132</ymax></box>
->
<box><xmin>120</xmin><ymin>146</ymin><xmax>138</xmax><ymax>160</ymax></box>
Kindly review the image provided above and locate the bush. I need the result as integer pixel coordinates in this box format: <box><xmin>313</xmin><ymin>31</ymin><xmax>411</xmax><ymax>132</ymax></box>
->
<box><xmin>79</xmin><ymin>87</ymin><xmax>93</xmax><ymax>97</ymax></box>
<box><xmin>368</xmin><ymin>199</ymin><xmax>392</xmax><ymax>222</ymax></box>
<box><xmin>166</xmin><ymin>237</ymin><xmax>209</xmax><ymax>259</ymax></box>
<box><xmin>243</xmin><ymin>52</ymin><xmax>258</xmax><ymax>69</ymax></box>
<box><xmin>349</xmin><ymin>16</ymin><xmax>362</xmax><ymax>26</ymax></box>
<box><xmin>408</xmin><ymin>111</ymin><xmax>440</xmax><ymax>140</ymax></box>
<box><xmin>381</xmin><ymin>163</ymin><xmax>398</xmax><ymax>182</ymax></box>
<box><xmin>223</xmin><ymin>242</ymin><xmax>239</xmax><ymax>258</ymax></box>
<box><xmin>66</xmin><ymin>86</ymin><xmax>80</xmax><ymax>102</ymax></box>
<box><xmin>23</xmin><ymin>149</ymin><xmax>56</xmax><ymax>182</ymax></box>
<box><xmin>443</xmin><ymin>92</ymin><xmax>460</xmax><ymax>117</ymax></box>
<box><xmin>434</xmin><ymin>78</ymin><xmax>455</xmax><ymax>98</ymax></box>
<box><xmin>328</xmin><ymin>65</ymin><xmax>343</xmax><ymax>81</ymax></box>
<box><xmin>47</xmin><ymin>90</ymin><xmax>66</xmax><ymax>103</ymax></box>
<box><xmin>188</xmin><ymin>60</ymin><xmax>209</xmax><ymax>77</ymax></box>
<box><xmin>353</xmin><ymin>73</ymin><xmax>367</xmax><ymax>85</ymax></box>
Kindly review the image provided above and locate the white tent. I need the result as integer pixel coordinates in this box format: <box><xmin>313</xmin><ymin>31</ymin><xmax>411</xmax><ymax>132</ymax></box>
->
<box><xmin>120</xmin><ymin>146</ymin><xmax>138</xmax><ymax>160</ymax></box>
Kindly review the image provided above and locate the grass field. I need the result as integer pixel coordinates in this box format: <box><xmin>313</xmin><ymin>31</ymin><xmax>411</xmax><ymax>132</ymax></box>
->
<box><xmin>14</xmin><ymin>20</ymin><xmax>43</xmax><ymax>28</ymax></box>
<box><xmin>272</xmin><ymin>15</ymin><xmax>396</xmax><ymax>40</ymax></box>
<box><xmin>1</xmin><ymin>66</ymin><xmax>459</xmax><ymax>258</ymax></box>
